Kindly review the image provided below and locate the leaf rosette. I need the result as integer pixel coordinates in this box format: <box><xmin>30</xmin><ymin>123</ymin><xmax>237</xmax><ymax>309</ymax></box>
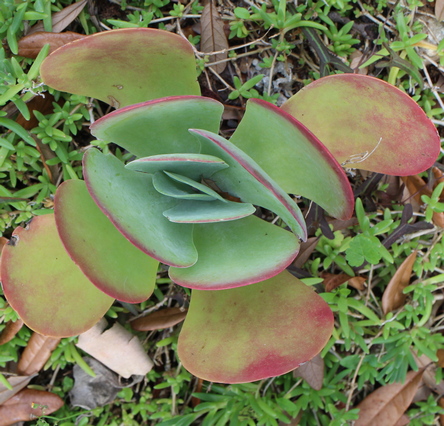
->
<box><xmin>1</xmin><ymin>28</ymin><xmax>439</xmax><ymax>383</ymax></box>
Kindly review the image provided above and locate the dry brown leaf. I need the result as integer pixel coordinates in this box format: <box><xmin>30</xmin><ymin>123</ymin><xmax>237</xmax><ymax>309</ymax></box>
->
<box><xmin>0</xmin><ymin>388</ymin><xmax>63</xmax><ymax>425</ymax></box>
<box><xmin>0</xmin><ymin>375</ymin><xmax>35</xmax><ymax>405</ymax></box>
<box><xmin>0</xmin><ymin>319</ymin><xmax>24</xmax><ymax>345</ymax></box>
<box><xmin>18</xmin><ymin>31</ymin><xmax>86</xmax><ymax>59</ymax></box>
<box><xmin>437</xmin><ymin>349</ymin><xmax>444</xmax><ymax>368</ymax></box>
<box><xmin>354</xmin><ymin>369</ymin><xmax>424</xmax><ymax>426</ymax></box>
<box><xmin>436</xmin><ymin>0</ymin><xmax>444</xmax><ymax>21</ymax></box>
<box><xmin>200</xmin><ymin>1</ymin><xmax>228</xmax><ymax>74</ymax></box>
<box><xmin>394</xmin><ymin>414</ymin><xmax>410</xmax><ymax>426</ymax></box>
<box><xmin>381</xmin><ymin>251</ymin><xmax>417</xmax><ymax>314</ymax></box>
<box><xmin>294</xmin><ymin>237</ymin><xmax>319</xmax><ymax>268</ymax></box>
<box><xmin>17</xmin><ymin>333</ymin><xmax>60</xmax><ymax>376</ymax></box>
<box><xmin>131</xmin><ymin>307</ymin><xmax>187</xmax><ymax>331</ymax></box>
<box><xmin>348</xmin><ymin>276</ymin><xmax>366</xmax><ymax>291</ymax></box>
<box><xmin>28</xmin><ymin>0</ymin><xmax>88</xmax><ymax>34</ymax></box>
<box><xmin>293</xmin><ymin>353</ymin><xmax>324</xmax><ymax>390</ymax></box>
<box><xmin>77</xmin><ymin>318</ymin><xmax>153</xmax><ymax>378</ymax></box>
<box><xmin>412</xmin><ymin>352</ymin><xmax>444</xmax><ymax>394</ymax></box>
<box><xmin>440</xmin><ymin>397</ymin><xmax>444</xmax><ymax>425</ymax></box>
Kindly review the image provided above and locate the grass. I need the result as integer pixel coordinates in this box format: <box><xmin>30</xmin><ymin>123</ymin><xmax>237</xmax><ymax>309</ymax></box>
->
<box><xmin>2</xmin><ymin>0</ymin><xmax>444</xmax><ymax>424</ymax></box>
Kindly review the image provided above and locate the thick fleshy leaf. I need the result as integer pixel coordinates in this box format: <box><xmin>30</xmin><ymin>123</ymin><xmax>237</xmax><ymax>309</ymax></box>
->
<box><xmin>281</xmin><ymin>74</ymin><xmax>440</xmax><ymax>175</ymax></box>
<box><xmin>170</xmin><ymin>215</ymin><xmax>299</xmax><ymax>289</ymax></box>
<box><xmin>0</xmin><ymin>214</ymin><xmax>113</xmax><ymax>337</ymax></box>
<box><xmin>126</xmin><ymin>153</ymin><xmax>229</xmax><ymax>180</ymax></box>
<box><xmin>192</xmin><ymin>129</ymin><xmax>307</xmax><ymax>240</ymax></box>
<box><xmin>163</xmin><ymin>199</ymin><xmax>255</xmax><ymax>223</ymax></box>
<box><xmin>153</xmin><ymin>171</ymin><xmax>225</xmax><ymax>201</ymax></box>
<box><xmin>91</xmin><ymin>97</ymin><xmax>223</xmax><ymax>157</ymax></box>
<box><xmin>83</xmin><ymin>148</ymin><xmax>197</xmax><ymax>267</ymax></box>
<box><xmin>41</xmin><ymin>28</ymin><xmax>200</xmax><ymax>108</ymax></box>
<box><xmin>230</xmin><ymin>99</ymin><xmax>354</xmax><ymax>220</ymax></box>
<box><xmin>55</xmin><ymin>179</ymin><xmax>158</xmax><ymax>302</ymax></box>
<box><xmin>178</xmin><ymin>270</ymin><xmax>333</xmax><ymax>383</ymax></box>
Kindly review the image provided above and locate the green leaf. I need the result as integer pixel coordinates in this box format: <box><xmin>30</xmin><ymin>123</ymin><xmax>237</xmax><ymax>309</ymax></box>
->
<box><xmin>83</xmin><ymin>148</ymin><xmax>197</xmax><ymax>267</ymax></box>
<box><xmin>55</xmin><ymin>179</ymin><xmax>158</xmax><ymax>302</ymax></box>
<box><xmin>1</xmin><ymin>214</ymin><xmax>113</xmax><ymax>336</ymax></box>
<box><xmin>163</xmin><ymin>199</ymin><xmax>256</xmax><ymax>223</ymax></box>
<box><xmin>170</xmin><ymin>215</ymin><xmax>299</xmax><ymax>289</ymax></box>
<box><xmin>91</xmin><ymin>96</ymin><xmax>224</xmax><ymax>158</ymax></box>
<box><xmin>178</xmin><ymin>270</ymin><xmax>333</xmax><ymax>383</ymax></box>
<box><xmin>346</xmin><ymin>234</ymin><xmax>382</xmax><ymax>267</ymax></box>
<box><xmin>230</xmin><ymin>98</ymin><xmax>354</xmax><ymax>220</ymax></box>
<box><xmin>41</xmin><ymin>28</ymin><xmax>200</xmax><ymax>108</ymax></box>
<box><xmin>282</xmin><ymin>74</ymin><xmax>440</xmax><ymax>176</ymax></box>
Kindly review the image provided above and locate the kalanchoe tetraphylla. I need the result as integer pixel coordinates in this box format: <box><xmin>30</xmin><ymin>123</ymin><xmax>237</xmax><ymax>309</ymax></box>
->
<box><xmin>0</xmin><ymin>28</ymin><xmax>440</xmax><ymax>384</ymax></box>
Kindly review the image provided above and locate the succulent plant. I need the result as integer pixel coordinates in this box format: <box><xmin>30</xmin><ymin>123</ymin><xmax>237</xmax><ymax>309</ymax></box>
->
<box><xmin>1</xmin><ymin>28</ymin><xmax>439</xmax><ymax>383</ymax></box>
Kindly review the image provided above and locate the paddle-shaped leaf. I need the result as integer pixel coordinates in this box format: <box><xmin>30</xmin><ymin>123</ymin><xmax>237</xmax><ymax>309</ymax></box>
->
<box><xmin>281</xmin><ymin>74</ymin><xmax>440</xmax><ymax>175</ymax></box>
<box><xmin>0</xmin><ymin>214</ymin><xmax>113</xmax><ymax>337</ymax></box>
<box><xmin>55</xmin><ymin>180</ymin><xmax>158</xmax><ymax>302</ymax></box>
<box><xmin>169</xmin><ymin>216</ymin><xmax>300</xmax><ymax>289</ymax></box>
<box><xmin>83</xmin><ymin>148</ymin><xmax>197</xmax><ymax>267</ymax></box>
<box><xmin>91</xmin><ymin>97</ymin><xmax>224</xmax><ymax>157</ymax></box>
<box><xmin>192</xmin><ymin>129</ymin><xmax>308</xmax><ymax>240</ymax></box>
<box><xmin>40</xmin><ymin>29</ymin><xmax>200</xmax><ymax>108</ymax></box>
<box><xmin>230</xmin><ymin>98</ymin><xmax>354</xmax><ymax>220</ymax></box>
<box><xmin>178</xmin><ymin>270</ymin><xmax>333</xmax><ymax>383</ymax></box>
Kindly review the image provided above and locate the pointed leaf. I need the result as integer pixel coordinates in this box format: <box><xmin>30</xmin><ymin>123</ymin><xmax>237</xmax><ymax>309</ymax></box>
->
<box><xmin>91</xmin><ymin>96</ymin><xmax>223</xmax><ymax>157</ymax></box>
<box><xmin>17</xmin><ymin>333</ymin><xmax>60</xmax><ymax>376</ymax></box>
<box><xmin>230</xmin><ymin>99</ymin><xmax>354</xmax><ymax>220</ymax></box>
<box><xmin>83</xmin><ymin>149</ymin><xmax>197</xmax><ymax>267</ymax></box>
<box><xmin>281</xmin><ymin>74</ymin><xmax>440</xmax><ymax>175</ymax></box>
<box><xmin>41</xmin><ymin>29</ymin><xmax>200</xmax><ymax>108</ymax></box>
<box><xmin>382</xmin><ymin>251</ymin><xmax>417</xmax><ymax>314</ymax></box>
<box><xmin>293</xmin><ymin>353</ymin><xmax>324</xmax><ymax>391</ymax></box>
<box><xmin>192</xmin><ymin>129</ymin><xmax>307</xmax><ymax>240</ymax></box>
<box><xmin>170</xmin><ymin>215</ymin><xmax>299</xmax><ymax>289</ymax></box>
<box><xmin>131</xmin><ymin>307</ymin><xmax>187</xmax><ymax>331</ymax></box>
<box><xmin>355</xmin><ymin>369</ymin><xmax>424</xmax><ymax>426</ymax></box>
<box><xmin>55</xmin><ymin>179</ymin><xmax>158</xmax><ymax>302</ymax></box>
<box><xmin>163</xmin><ymin>199</ymin><xmax>256</xmax><ymax>223</ymax></box>
<box><xmin>0</xmin><ymin>389</ymin><xmax>64</xmax><ymax>425</ymax></box>
<box><xmin>18</xmin><ymin>31</ymin><xmax>86</xmax><ymax>59</ymax></box>
<box><xmin>153</xmin><ymin>171</ymin><xmax>225</xmax><ymax>201</ymax></box>
<box><xmin>200</xmin><ymin>1</ymin><xmax>229</xmax><ymax>74</ymax></box>
<box><xmin>126</xmin><ymin>153</ymin><xmax>228</xmax><ymax>180</ymax></box>
<box><xmin>1</xmin><ymin>214</ymin><xmax>114</xmax><ymax>337</ymax></box>
<box><xmin>178</xmin><ymin>270</ymin><xmax>333</xmax><ymax>383</ymax></box>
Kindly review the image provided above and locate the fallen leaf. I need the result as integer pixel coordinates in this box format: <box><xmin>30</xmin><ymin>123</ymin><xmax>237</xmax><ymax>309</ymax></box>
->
<box><xmin>0</xmin><ymin>376</ymin><xmax>35</xmax><ymax>405</ymax></box>
<box><xmin>294</xmin><ymin>237</ymin><xmax>319</xmax><ymax>268</ymax></box>
<box><xmin>348</xmin><ymin>276</ymin><xmax>366</xmax><ymax>291</ymax></box>
<box><xmin>436</xmin><ymin>0</ymin><xmax>444</xmax><ymax>21</ymax></box>
<box><xmin>354</xmin><ymin>369</ymin><xmax>424</xmax><ymax>426</ymax></box>
<box><xmin>293</xmin><ymin>353</ymin><xmax>324</xmax><ymax>390</ymax></box>
<box><xmin>440</xmin><ymin>397</ymin><xmax>444</xmax><ymax>425</ymax></box>
<box><xmin>17</xmin><ymin>333</ymin><xmax>60</xmax><ymax>376</ymax></box>
<box><xmin>413</xmin><ymin>352</ymin><xmax>444</xmax><ymax>394</ymax></box>
<box><xmin>28</xmin><ymin>0</ymin><xmax>88</xmax><ymax>34</ymax></box>
<box><xmin>18</xmin><ymin>31</ymin><xmax>86</xmax><ymax>59</ymax></box>
<box><xmin>382</xmin><ymin>251</ymin><xmax>417</xmax><ymax>314</ymax></box>
<box><xmin>394</xmin><ymin>414</ymin><xmax>410</xmax><ymax>426</ymax></box>
<box><xmin>0</xmin><ymin>388</ymin><xmax>63</xmax><ymax>425</ymax></box>
<box><xmin>200</xmin><ymin>0</ymin><xmax>228</xmax><ymax>74</ymax></box>
<box><xmin>437</xmin><ymin>349</ymin><xmax>444</xmax><ymax>368</ymax></box>
<box><xmin>401</xmin><ymin>175</ymin><xmax>430</xmax><ymax>207</ymax></box>
<box><xmin>0</xmin><ymin>319</ymin><xmax>24</xmax><ymax>345</ymax></box>
<box><xmin>131</xmin><ymin>307</ymin><xmax>187</xmax><ymax>331</ymax></box>
<box><xmin>77</xmin><ymin>318</ymin><xmax>153</xmax><ymax>378</ymax></box>
<box><xmin>70</xmin><ymin>357</ymin><xmax>123</xmax><ymax>410</ymax></box>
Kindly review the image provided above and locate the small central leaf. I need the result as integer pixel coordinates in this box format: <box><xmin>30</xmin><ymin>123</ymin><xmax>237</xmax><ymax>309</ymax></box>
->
<box><xmin>152</xmin><ymin>171</ymin><xmax>219</xmax><ymax>201</ymax></box>
<box><xmin>163</xmin><ymin>199</ymin><xmax>256</xmax><ymax>223</ymax></box>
